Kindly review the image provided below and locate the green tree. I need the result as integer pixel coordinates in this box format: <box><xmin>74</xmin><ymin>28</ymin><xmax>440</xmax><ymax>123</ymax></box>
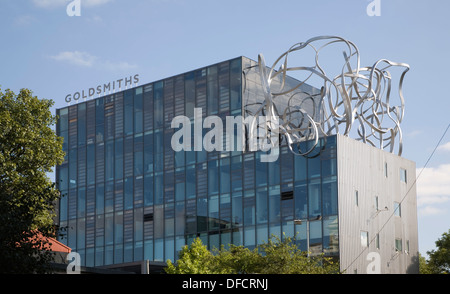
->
<box><xmin>0</xmin><ymin>88</ymin><xmax>65</xmax><ymax>273</ymax></box>
<box><xmin>427</xmin><ymin>229</ymin><xmax>450</xmax><ymax>274</ymax></box>
<box><xmin>419</xmin><ymin>253</ymin><xmax>435</xmax><ymax>274</ymax></box>
<box><xmin>165</xmin><ymin>238</ymin><xmax>216</xmax><ymax>274</ymax></box>
<box><xmin>165</xmin><ymin>236</ymin><xmax>340</xmax><ymax>274</ymax></box>
<box><xmin>254</xmin><ymin>235</ymin><xmax>339</xmax><ymax>274</ymax></box>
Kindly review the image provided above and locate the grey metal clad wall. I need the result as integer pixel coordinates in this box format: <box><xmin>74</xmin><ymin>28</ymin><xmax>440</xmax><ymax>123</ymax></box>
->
<box><xmin>336</xmin><ymin>135</ymin><xmax>418</xmax><ymax>274</ymax></box>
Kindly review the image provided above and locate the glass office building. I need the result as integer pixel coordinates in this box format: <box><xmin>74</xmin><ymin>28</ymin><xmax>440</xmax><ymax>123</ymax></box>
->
<box><xmin>56</xmin><ymin>56</ymin><xmax>418</xmax><ymax>273</ymax></box>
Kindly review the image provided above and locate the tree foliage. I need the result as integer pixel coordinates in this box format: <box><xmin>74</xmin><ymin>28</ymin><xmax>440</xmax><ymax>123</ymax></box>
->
<box><xmin>426</xmin><ymin>229</ymin><xmax>450</xmax><ymax>274</ymax></box>
<box><xmin>165</xmin><ymin>235</ymin><xmax>340</xmax><ymax>274</ymax></box>
<box><xmin>419</xmin><ymin>253</ymin><xmax>435</xmax><ymax>274</ymax></box>
<box><xmin>0</xmin><ymin>88</ymin><xmax>65</xmax><ymax>273</ymax></box>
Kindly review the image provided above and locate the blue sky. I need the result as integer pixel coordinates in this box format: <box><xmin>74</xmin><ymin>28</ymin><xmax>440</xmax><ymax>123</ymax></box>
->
<box><xmin>1</xmin><ymin>0</ymin><xmax>449</xmax><ymax>259</ymax></box>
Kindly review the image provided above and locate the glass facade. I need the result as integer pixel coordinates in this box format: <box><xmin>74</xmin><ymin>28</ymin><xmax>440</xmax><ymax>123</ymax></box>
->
<box><xmin>56</xmin><ymin>57</ymin><xmax>339</xmax><ymax>267</ymax></box>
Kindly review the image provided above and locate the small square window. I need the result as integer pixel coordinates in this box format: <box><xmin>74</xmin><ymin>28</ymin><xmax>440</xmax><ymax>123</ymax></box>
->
<box><xmin>361</xmin><ymin>231</ymin><xmax>369</xmax><ymax>247</ymax></box>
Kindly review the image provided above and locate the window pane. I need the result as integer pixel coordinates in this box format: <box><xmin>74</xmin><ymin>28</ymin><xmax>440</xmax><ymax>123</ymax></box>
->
<box><xmin>295</xmin><ymin>181</ymin><xmax>308</xmax><ymax>220</ymax></box>
<box><xmin>124</xmin><ymin>90</ymin><xmax>134</xmax><ymax>135</ymax></box>
<box><xmin>105</xmin><ymin>140</ymin><xmax>114</xmax><ymax>181</ymax></box>
<box><xmin>115</xmin><ymin>138</ymin><xmax>123</xmax><ymax>179</ymax></box>
<box><xmin>96</xmin><ymin>184</ymin><xmax>104</xmax><ymax>215</ymax></box>
<box><xmin>308</xmin><ymin>156</ymin><xmax>321</xmax><ymax>178</ymax></box>
<box><xmin>220</xmin><ymin>157</ymin><xmax>230</xmax><ymax>194</ymax></box>
<box><xmin>134</xmin><ymin>90</ymin><xmax>143</xmax><ymax>134</ymax></box>
<box><xmin>144</xmin><ymin>132</ymin><xmax>153</xmax><ymax>173</ymax></box>
<box><xmin>230</xmin><ymin>58</ymin><xmax>241</xmax><ymax>111</ymax></box>
<box><xmin>231</xmin><ymin>192</ymin><xmax>242</xmax><ymax>226</ymax></box>
<box><xmin>208</xmin><ymin>160</ymin><xmax>219</xmax><ymax>195</ymax></box>
<box><xmin>207</xmin><ymin>66</ymin><xmax>218</xmax><ymax>115</ymax></box>
<box><xmin>256</xmin><ymin>188</ymin><xmax>268</xmax><ymax>224</ymax></box>
<box><xmin>322</xmin><ymin>177</ymin><xmax>337</xmax><ymax>216</ymax></box>
<box><xmin>361</xmin><ymin>231</ymin><xmax>369</xmax><ymax>247</ymax></box>
<box><xmin>220</xmin><ymin>194</ymin><xmax>231</xmax><ymax>227</ymax></box>
<box><xmin>268</xmin><ymin>186</ymin><xmax>280</xmax><ymax>223</ymax></box>
<box><xmin>294</xmin><ymin>153</ymin><xmax>307</xmax><ymax>181</ymax></box>
<box><xmin>186</xmin><ymin>165</ymin><xmax>196</xmax><ymax>199</ymax></box>
<box><xmin>144</xmin><ymin>174</ymin><xmax>153</xmax><ymax>206</ymax></box>
<box><xmin>78</xmin><ymin>103</ymin><xmax>86</xmax><ymax>146</ymax></box>
<box><xmin>395</xmin><ymin>239</ymin><xmax>402</xmax><ymax>252</ymax></box>
<box><xmin>243</xmin><ymin>191</ymin><xmax>255</xmax><ymax>226</ymax></box>
<box><xmin>154</xmin><ymin>173</ymin><xmax>164</xmax><ymax>204</ymax></box>
<box><xmin>400</xmin><ymin>168</ymin><xmax>407</xmax><ymax>183</ymax></box>
<box><xmin>309</xmin><ymin>220</ymin><xmax>322</xmax><ymax>254</ymax></box>
<box><xmin>394</xmin><ymin>202</ymin><xmax>401</xmax><ymax>217</ymax></box>
<box><xmin>124</xmin><ymin>177</ymin><xmax>133</xmax><ymax>210</ymax></box>
<box><xmin>308</xmin><ymin>179</ymin><xmax>321</xmax><ymax>219</ymax></box>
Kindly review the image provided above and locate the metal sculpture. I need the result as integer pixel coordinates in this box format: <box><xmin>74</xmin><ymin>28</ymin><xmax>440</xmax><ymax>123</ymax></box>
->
<box><xmin>246</xmin><ymin>36</ymin><xmax>410</xmax><ymax>156</ymax></box>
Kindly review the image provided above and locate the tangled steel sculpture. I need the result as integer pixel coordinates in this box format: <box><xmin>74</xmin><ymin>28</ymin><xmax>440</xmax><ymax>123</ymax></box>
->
<box><xmin>246</xmin><ymin>36</ymin><xmax>410</xmax><ymax>156</ymax></box>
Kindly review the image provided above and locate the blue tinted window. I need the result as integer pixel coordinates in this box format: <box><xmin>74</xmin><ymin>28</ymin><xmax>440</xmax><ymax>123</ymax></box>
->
<box><xmin>186</xmin><ymin>165</ymin><xmax>196</xmax><ymax>199</ymax></box>
<box><xmin>124</xmin><ymin>91</ymin><xmax>134</xmax><ymax>135</ymax></box>
<box><xmin>323</xmin><ymin>216</ymin><xmax>339</xmax><ymax>255</ymax></box>
<box><xmin>309</xmin><ymin>220</ymin><xmax>322</xmax><ymax>252</ymax></box>
<box><xmin>144</xmin><ymin>174</ymin><xmax>153</xmax><ymax>206</ymax></box>
<box><xmin>134</xmin><ymin>89</ymin><xmax>143</xmax><ymax>134</ymax></box>
<box><xmin>268</xmin><ymin>186</ymin><xmax>280</xmax><ymax>223</ymax></box>
<box><xmin>294</xmin><ymin>154</ymin><xmax>307</xmax><ymax>181</ymax></box>
<box><xmin>232</xmin><ymin>192</ymin><xmax>243</xmax><ymax>226</ymax></box>
<box><xmin>322</xmin><ymin>177</ymin><xmax>337</xmax><ymax>216</ymax></box>
<box><xmin>96</xmin><ymin>184</ymin><xmax>104</xmax><ymax>214</ymax></box>
<box><xmin>105</xmin><ymin>141</ymin><xmax>114</xmax><ymax>181</ymax></box>
<box><xmin>144</xmin><ymin>132</ymin><xmax>153</xmax><ymax>173</ymax></box>
<box><xmin>308</xmin><ymin>156</ymin><xmax>321</xmax><ymax>178</ymax></box>
<box><xmin>154</xmin><ymin>82</ymin><xmax>164</xmax><ymax>127</ymax></box>
<box><xmin>256</xmin><ymin>187</ymin><xmax>268</xmax><ymax>224</ymax></box>
<box><xmin>124</xmin><ymin>178</ymin><xmax>133</xmax><ymax>210</ymax></box>
<box><xmin>207</xmin><ymin>66</ymin><xmax>218</xmax><ymax>115</ymax></box>
<box><xmin>255</xmin><ymin>152</ymin><xmax>268</xmax><ymax>187</ymax></box>
<box><xmin>154</xmin><ymin>173</ymin><xmax>164</xmax><ymax>204</ymax></box>
<box><xmin>243</xmin><ymin>191</ymin><xmax>255</xmax><ymax>226</ymax></box>
<box><xmin>114</xmin><ymin>138</ymin><xmax>123</xmax><ymax>179</ymax></box>
<box><xmin>78</xmin><ymin>103</ymin><xmax>86</xmax><ymax>146</ymax></box>
<box><xmin>294</xmin><ymin>181</ymin><xmax>308</xmax><ymax>220</ymax></box>
<box><xmin>208</xmin><ymin>160</ymin><xmax>219</xmax><ymax>195</ymax></box>
<box><xmin>230</xmin><ymin>58</ymin><xmax>241</xmax><ymax>111</ymax></box>
<box><xmin>220</xmin><ymin>193</ymin><xmax>231</xmax><ymax>226</ymax></box>
<box><xmin>308</xmin><ymin>178</ymin><xmax>321</xmax><ymax>219</ymax></box>
<box><xmin>220</xmin><ymin>157</ymin><xmax>230</xmax><ymax>194</ymax></box>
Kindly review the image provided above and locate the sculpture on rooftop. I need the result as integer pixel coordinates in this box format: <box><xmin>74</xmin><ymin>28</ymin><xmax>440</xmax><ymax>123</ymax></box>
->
<box><xmin>248</xmin><ymin>36</ymin><xmax>410</xmax><ymax>156</ymax></box>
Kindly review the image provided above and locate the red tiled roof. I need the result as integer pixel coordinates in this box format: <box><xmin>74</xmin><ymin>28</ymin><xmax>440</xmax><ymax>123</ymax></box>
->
<box><xmin>28</xmin><ymin>231</ymin><xmax>72</xmax><ymax>253</ymax></box>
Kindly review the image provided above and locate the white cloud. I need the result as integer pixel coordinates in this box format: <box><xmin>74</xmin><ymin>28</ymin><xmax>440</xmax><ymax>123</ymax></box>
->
<box><xmin>50</xmin><ymin>51</ymin><xmax>97</xmax><ymax>67</ymax></box>
<box><xmin>50</xmin><ymin>51</ymin><xmax>137</xmax><ymax>72</ymax></box>
<box><xmin>437</xmin><ymin>141</ymin><xmax>450</xmax><ymax>152</ymax></box>
<box><xmin>419</xmin><ymin>206</ymin><xmax>447</xmax><ymax>217</ymax></box>
<box><xmin>416</xmin><ymin>164</ymin><xmax>450</xmax><ymax>216</ymax></box>
<box><xmin>32</xmin><ymin>0</ymin><xmax>113</xmax><ymax>8</ymax></box>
